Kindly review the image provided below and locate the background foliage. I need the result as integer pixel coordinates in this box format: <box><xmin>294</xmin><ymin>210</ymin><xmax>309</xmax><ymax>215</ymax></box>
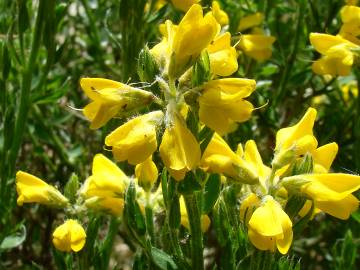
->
<box><xmin>0</xmin><ymin>0</ymin><xmax>359</xmax><ymax>269</ymax></box>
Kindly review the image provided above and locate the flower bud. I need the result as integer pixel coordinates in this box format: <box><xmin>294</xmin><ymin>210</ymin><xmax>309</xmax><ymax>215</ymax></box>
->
<box><xmin>80</xmin><ymin>78</ymin><xmax>156</xmax><ymax>129</ymax></box>
<box><xmin>52</xmin><ymin>220</ymin><xmax>86</xmax><ymax>252</ymax></box>
<box><xmin>16</xmin><ymin>171</ymin><xmax>68</xmax><ymax>207</ymax></box>
<box><xmin>291</xmin><ymin>154</ymin><xmax>313</xmax><ymax>175</ymax></box>
<box><xmin>191</xmin><ymin>50</ymin><xmax>211</xmax><ymax>87</ymax></box>
<box><xmin>168</xmin><ymin>4</ymin><xmax>219</xmax><ymax>78</ymax></box>
<box><xmin>105</xmin><ymin>111</ymin><xmax>164</xmax><ymax>165</ymax></box>
<box><xmin>272</xmin><ymin>148</ymin><xmax>296</xmax><ymax>169</ymax></box>
<box><xmin>137</xmin><ymin>46</ymin><xmax>160</xmax><ymax>82</ymax></box>
<box><xmin>135</xmin><ymin>156</ymin><xmax>158</xmax><ymax>192</ymax></box>
<box><xmin>232</xmin><ymin>160</ymin><xmax>259</xmax><ymax>184</ymax></box>
<box><xmin>281</xmin><ymin>176</ymin><xmax>312</xmax><ymax>194</ymax></box>
<box><xmin>80</xmin><ymin>154</ymin><xmax>128</xmax><ymax>216</ymax></box>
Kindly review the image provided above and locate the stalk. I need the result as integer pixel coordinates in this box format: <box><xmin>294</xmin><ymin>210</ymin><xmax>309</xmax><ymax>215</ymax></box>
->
<box><xmin>273</xmin><ymin>0</ymin><xmax>305</xmax><ymax>106</ymax></box>
<box><xmin>145</xmin><ymin>193</ymin><xmax>155</xmax><ymax>244</ymax></box>
<box><xmin>354</xmin><ymin>70</ymin><xmax>360</xmax><ymax>171</ymax></box>
<box><xmin>6</xmin><ymin>0</ymin><xmax>48</xmax><ymax>194</ymax></box>
<box><xmin>184</xmin><ymin>193</ymin><xmax>204</xmax><ymax>270</ymax></box>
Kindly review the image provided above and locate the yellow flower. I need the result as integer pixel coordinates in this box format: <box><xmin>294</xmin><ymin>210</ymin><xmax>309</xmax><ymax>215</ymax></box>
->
<box><xmin>248</xmin><ymin>196</ymin><xmax>293</xmax><ymax>254</ymax></box>
<box><xmin>310</xmin><ymin>33</ymin><xmax>358</xmax><ymax>76</ymax></box>
<box><xmin>341</xmin><ymin>80</ymin><xmax>358</xmax><ymax>101</ymax></box>
<box><xmin>201</xmin><ymin>135</ymin><xmax>265</xmax><ymax>185</ymax></box>
<box><xmin>239</xmin><ymin>193</ymin><xmax>260</xmax><ymax>224</ymax></box>
<box><xmin>198</xmin><ymin>78</ymin><xmax>256</xmax><ymax>135</ymax></box>
<box><xmin>238</xmin><ymin>13</ymin><xmax>264</xmax><ymax>32</ymax></box>
<box><xmin>151</xmin><ymin>5</ymin><xmax>219</xmax><ymax>77</ymax></box>
<box><xmin>311</xmin><ymin>142</ymin><xmax>338</xmax><ymax>173</ymax></box>
<box><xmin>16</xmin><ymin>171</ymin><xmax>68</xmax><ymax>207</ymax></box>
<box><xmin>145</xmin><ymin>0</ymin><xmax>167</xmax><ymax>12</ymax></box>
<box><xmin>180</xmin><ymin>195</ymin><xmax>211</xmax><ymax>232</ymax></box>
<box><xmin>52</xmin><ymin>220</ymin><xmax>86</xmax><ymax>252</ymax></box>
<box><xmin>150</xmin><ymin>21</ymin><xmax>177</xmax><ymax>71</ymax></box>
<box><xmin>210</xmin><ymin>1</ymin><xmax>229</xmax><ymax>26</ymax></box>
<box><xmin>80</xmin><ymin>154</ymin><xmax>129</xmax><ymax>216</ymax></box>
<box><xmin>298</xmin><ymin>200</ymin><xmax>321</xmax><ymax>219</ymax></box>
<box><xmin>339</xmin><ymin>6</ymin><xmax>360</xmax><ymax>45</ymax></box>
<box><xmin>284</xmin><ymin>173</ymin><xmax>360</xmax><ymax>220</ymax></box>
<box><xmin>241</xmin><ymin>140</ymin><xmax>272</xmax><ymax>187</ymax></box>
<box><xmin>273</xmin><ymin>108</ymin><xmax>318</xmax><ymax>168</ymax></box>
<box><xmin>238</xmin><ymin>34</ymin><xmax>276</xmax><ymax>61</ymax></box>
<box><xmin>345</xmin><ymin>0</ymin><xmax>358</xmax><ymax>5</ymax></box>
<box><xmin>207</xmin><ymin>32</ymin><xmax>238</xmax><ymax>76</ymax></box>
<box><xmin>201</xmin><ymin>133</ymin><xmax>242</xmax><ymax>177</ymax></box>
<box><xmin>170</xmin><ymin>0</ymin><xmax>200</xmax><ymax>12</ymax></box>
<box><xmin>105</xmin><ymin>111</ymin><xmax>164</xmax><ymax>165</ymax></box>
<box><xmin>160</xmin><ymin>115</ymin><xmax>201</xmax><ymax>180</ymax></box>
<box><xmin>236</xmin><ymin>13</ymin><xmax>275</xmax><ymax>61</ymax></box>
<box><xmin>80</xmin><ymin>78</ymin><xmax>154</xmax><ymax>129</ymax></box>
<box><xmin>169</xmin><ymin>4</ymin><xmax>219</xmax><ymax>77</ymax></box>
<box><xmin>297</xmin><ymin>143</ymin><xmax>338</xmax><ymax>218</ymax></box>
<box><xmin>135</xmin><ymin>155</ymin><xmax>158</xmax><ymax>191</ymax></box>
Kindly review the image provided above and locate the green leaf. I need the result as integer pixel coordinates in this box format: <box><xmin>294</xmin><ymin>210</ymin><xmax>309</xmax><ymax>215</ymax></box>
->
<box><xmin>178</xmin><ymin>172</ymin><xmax>202</xmax><ymax>195</ymax></box>
<box><xmin>161</xmin><ymin>168</ymin><xmax>169</xmax><ymax>207</ymax></box>
<box><xmin>333</xmin><ymin>229</ymin><xmax>357</xmax><ymax>270</ymax></box>
<box><xmin>202</xmin><ymin>174</ymin><xmax>221</xmax><ymax>214</ymax></box>
<box><xmin>0</xmin><ymin>224</ymin><xmax>26</xmax><ymax>250</ymax></box>
<box><xmin>124</xmin><ymin>181</ymin><xmax>146</xmax><ymax>236</ymax></box>
<box><xmin>199</xmin><ymin>126</ymin><xmax>214</xmax><ymax>154</ymax></box>
<box><xmin>1</xmin><ymin>43</ymin><xmax>11</xmax><ymax>80</ymax></box>
<box><xmin>18</xmin><ymin>0</ymin><xmax>30</xmax><ymax>34</ymax></box>
<box><xmin>285</xmin><ymin>195</ymin><xmax>307</xmax><ymax>219</ymax></box>
<box><xmin>169</xmin><ymin>195</ymin><xmax>181</xmax><ymax>229</ymax></box>
<box><xmin>213</xmin><ymin>201</ymin><xmax>228</xmax><ymax>247</ymax></box>
<box><xmin>99</xmin><ymin>218</ymin><xmax>120</xmax><ymax>269</ymax></box>
<box><xmin>192</xmin><ymin>50</ymin><xmax>210</xmax><ymax>87</ymax></box>
<box><xmin>185</xmin><ymin>108</ymin><xmax>199</xmax><ymax>140</ymax></box>
<box><xmin>133</xmin><ymin>251</ymin><xmax>149</xmax><ymax>270</ymax></box>
<box><xmin>64</xmin><ymin>173</ymin><xmax>79</xmax><ymax>203</ymax></box>
<box><xmin>292</xmin><ymin>198</ymin><xmax>314</xmax><ymax>235</ymax></box>
<box><xmin>151</xmin><ymin>247</ymin><xmax>178</xmax><ymax>270</ymax></box>
<box><xmin>137</xmin><ymin>46</ymin><xmax>159</xmax><ymax>83</ymax></box>
<box><xmin>351</xmin><ymin>210</ymin><xmax>360</xmax><ymax>223</ymax></box>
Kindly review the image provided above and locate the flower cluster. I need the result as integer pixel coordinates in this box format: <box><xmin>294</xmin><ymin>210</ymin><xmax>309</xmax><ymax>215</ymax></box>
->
<box><xmin>203</xmin><ymin>107</ymin><xmax>360</xmax><ymax>253</ymax></box>
<box><xmin>14</xmin><ymin>2</ymin><xmax>360</xmax><ymax>260</ymax></box>
<box><xmin>310</xmin><ymin>5</ymin><xmax>360</xmax><ymax>76</ymax></box>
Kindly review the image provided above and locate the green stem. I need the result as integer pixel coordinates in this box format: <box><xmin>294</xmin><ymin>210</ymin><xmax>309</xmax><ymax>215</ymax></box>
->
<box><xmin>165</xmin><ymin>194</ymin><xmax>183</xmax><ymax>258</ymax></box>
<box><xmin>7</xmin><ymin>0</ymin><xmax>48</xmax><ymax>190</ymax></box>
<box><xmin>184</xmin><ymin>193</ymin><xmax>204</xmax><ymax>270</ymax></box>
<box><xmin>167</xmin><ymin>224</ymin><xmax>183</xmax><ymax>259</ymax></box>
<box><xmin>354</xmin><ymin>70</ymin><xmax>360</xmax><ymax>171</ymax></box>
<box><xmin>145</xmin><ymin>194</ymin><xmax>155</xmax><ymax>244</ymax></box>
<box><xmin>273</xmin><ymin>0</ymin><xmax>305</xmax><ymax>106</ymax></box>
<box><xmin>80</xmin><ymin>0</ymin><xmax>106</xmax><ymax>70</ymax></box>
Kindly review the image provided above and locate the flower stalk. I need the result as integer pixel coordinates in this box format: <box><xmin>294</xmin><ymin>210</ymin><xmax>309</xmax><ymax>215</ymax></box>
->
<box><xmin>184</xmin><ymin>192</ymin><xmax>204</xmax><ymax>270</ymax></box>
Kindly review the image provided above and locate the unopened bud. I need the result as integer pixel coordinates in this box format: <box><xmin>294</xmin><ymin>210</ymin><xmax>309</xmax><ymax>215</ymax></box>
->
<box><xmin>272</xmin><ymin>148</ymin><xmax>296</xmax><ymax>169</ymax></box>
<box><xmin>137</xmin><ymin>46</ymin><xmax>160</xmax><ymax>82</ymax></box>
<box><xmin>191</xmin><ymin>50</ymin><xmax>211</xmax><ymax>87</ymax></box>
<box><xmin>281</xmin><ymin>176</ymin><xmax>312</xmax><ymax>194</ymax></box>
<box><xmin>48</xmin><ymin>188</ymin><xmax>70</xmax><ymax>207</ymax></box>
<box><xmin>291</xmin><ymin>154</ymin><xmax>313</xmax><ymax>175</ymax></box>
<box><xmin>232</xmin><ymin>161</ymin><xmax>259</xmax><ymax>184</ymax></box>
<box><xmin>135</xmin><ymin>156</ymin><xmax>158</xmax><ymax>192</ymax></box>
